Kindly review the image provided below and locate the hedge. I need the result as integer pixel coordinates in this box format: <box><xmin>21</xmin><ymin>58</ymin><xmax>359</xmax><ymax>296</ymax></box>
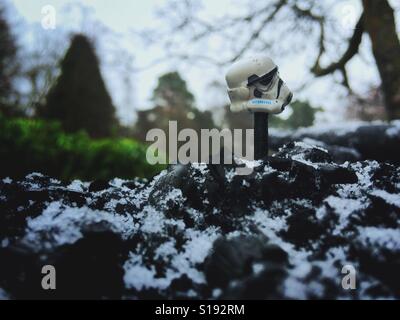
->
<box><xmin>0</xmin><ymin>116</ymin><xmax>164</xmax><ymax>181</ymax></box>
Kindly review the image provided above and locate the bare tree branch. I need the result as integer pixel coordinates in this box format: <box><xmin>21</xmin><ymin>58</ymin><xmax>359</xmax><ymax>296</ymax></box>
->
<box><xmin>139</xmin><ymin>0</ymin><xmax>372</xmax><ymax>97</ymax></box>
<box><xmin>311</xmin><ymin>13</ymin><xmax>364</xmax><ymax>77</ymax></box>
<box><xmin>229</xmin><ymin>0</ymin><xmax>287</xmax><ymax>62</ymax></box>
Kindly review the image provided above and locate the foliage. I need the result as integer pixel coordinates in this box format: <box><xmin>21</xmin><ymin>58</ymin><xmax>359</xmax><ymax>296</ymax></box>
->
<box><xmin>0</xmin><ymin>116</ymin><xmax>164</xmax><ymax>181</ymax></box>
<box><xmin>152</xmin><ymin>71</ymin><xmax>195</xmax><ymax>108</ymax></box>
<box><xmin>37</xmin><ymin>34</ymin><xmax>117</xmax><ymax>138</ymax></box>
<box><xmin>269</xmin><ymin>100</ymin><xmax>322</xmax><ymax>129</ymax></box>
<box><xmin>135</xmin><ymin>71</ymin><xmax>215</xmax><ymax>141</ymax></box>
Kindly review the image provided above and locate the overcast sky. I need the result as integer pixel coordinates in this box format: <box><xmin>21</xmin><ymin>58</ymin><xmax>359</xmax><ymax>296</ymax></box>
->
<box><xmin>8</xmin><ymin>0</ymin><xmax>400</xmax><ymax>125</ymax></box>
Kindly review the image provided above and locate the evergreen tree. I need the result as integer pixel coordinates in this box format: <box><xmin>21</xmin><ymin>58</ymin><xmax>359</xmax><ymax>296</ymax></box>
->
<box><xmin>268</xmin><ymin>100</ymin><xmax>322</xmax><ymax>129</ymax></box>
<box><xmin>152</xmin><ymin>71</ymin><xmax>195</xmax><ymax>111</ymax></box>
<box><xmin>38</xmin><ymin>34</ymin><xmax>116</xmax><ymax>138</ymax></box>
<box><xmin>0</xmin><ymin>3</ymin><xmax>19</xmax><ymax>115</ymax></box>
<box><xmin>284</xmin><ymin>100</ymin><xmax>322</xmax><ymax>129</ymax></box>
<box><xmin>135</xmin><ymin>71</ymin><xmax>214</xmax><ymax>141</ymax></box>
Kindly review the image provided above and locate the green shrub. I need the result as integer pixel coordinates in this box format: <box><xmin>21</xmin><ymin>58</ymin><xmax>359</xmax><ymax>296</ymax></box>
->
<box><xmin>0</xmin><ymin>116</ymin><xmax>165</xmax><ymax>181</ymax></box>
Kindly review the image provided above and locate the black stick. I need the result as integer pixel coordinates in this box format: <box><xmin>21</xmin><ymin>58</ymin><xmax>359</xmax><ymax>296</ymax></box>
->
<box><xmin>254</xmin><ymin>112</ymin><xmax>269</xmax><ymax>160</ymax></box>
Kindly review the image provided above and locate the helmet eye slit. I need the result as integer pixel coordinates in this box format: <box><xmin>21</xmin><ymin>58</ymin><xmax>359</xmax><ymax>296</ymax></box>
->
<box><xmin>247</xmin><ymin>67</ymin><xmax>278</xmax><ymax>87</ymax></box>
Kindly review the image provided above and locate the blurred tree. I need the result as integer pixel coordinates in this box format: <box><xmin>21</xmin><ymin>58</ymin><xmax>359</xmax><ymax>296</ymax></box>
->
<box><xmin>153</xmin><ymin>71</ymin><xmax>195</xmax><ymax>110</ymax></box>
<box><xmin>38</xmin><ymin>34</ymin><xmax>117</xmax><ymax>138</ymax></box>
<box><xmin>20</xmin><ymin>25</ymin><xmax>65</xmax><ymax>114</ymax></box>
<box><xmin>361</xmin><ymin>0</ymin><xmax>400</xmax><ymax>120</ymax></box>
<box><xmin>146</xmin><ymin>0</ymin><xmax>400</xmax><ymax>120</ymax></box>
<box><xmin>134</xmin><ymin>71</ymin><xmax>215</xmax><ymax>141</ymax></box>
<box><xmin>221</xmin><ymin>104</ymin><xmax>252</xmax><ymax>130</ymax></box>
<box><xmin>0</xmin><ymin>3</ymin><xmax>19</xmax><ymax>116</ymax></box>
<box><xmin>282</xmin><ymin>100</ymin><xmax>322</xmax><ymax>129</ymax></box>
<box><xmin>346</xmin><ymin>86</ymin><xmax>386</xmax><ymax>121</ymax></box>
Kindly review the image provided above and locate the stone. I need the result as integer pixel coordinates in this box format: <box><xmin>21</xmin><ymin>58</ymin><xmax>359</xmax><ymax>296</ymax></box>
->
<box><xmin>0</xmin><ymin>139</ymin><xmax>398</xmax><ymax>299</ymax></box>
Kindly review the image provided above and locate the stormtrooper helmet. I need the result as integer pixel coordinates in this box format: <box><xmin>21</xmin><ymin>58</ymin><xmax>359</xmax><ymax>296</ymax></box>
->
<box><xmin>225</xmin><ymin>55</ymin><xmax>293</xmax><ymax>114</ymax></box>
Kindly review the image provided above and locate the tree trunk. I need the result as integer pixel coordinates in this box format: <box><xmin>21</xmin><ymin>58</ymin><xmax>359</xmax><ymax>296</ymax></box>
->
<box><xmin>362</xmin><ymin>0</ymin><xmax>400</xmax><ymax>120</ymax></box>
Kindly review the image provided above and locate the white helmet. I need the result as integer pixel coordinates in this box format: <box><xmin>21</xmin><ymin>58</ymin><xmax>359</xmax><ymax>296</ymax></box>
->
<box><xmin>225</xmin><ymin>55</ymin><xmax>293</xmax><ymax>114</ymax></box>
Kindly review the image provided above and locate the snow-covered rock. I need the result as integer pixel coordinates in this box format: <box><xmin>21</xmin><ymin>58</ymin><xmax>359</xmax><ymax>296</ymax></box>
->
<box><xmin>0</xmin><ymin>143</ymin><xmax>399</xmax><ymax>299</ymax></box>
<box><xmin>270</xmin><ymin>121</ymin><xmax>400</xmax><ymax>163</ymax></box>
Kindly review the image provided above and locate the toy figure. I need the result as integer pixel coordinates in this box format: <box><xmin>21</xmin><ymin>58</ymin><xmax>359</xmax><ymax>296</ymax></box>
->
<box><xmin>226</xmin><ymin>55</ymin><xmax>293</xmax><ymax>159</ymax></box>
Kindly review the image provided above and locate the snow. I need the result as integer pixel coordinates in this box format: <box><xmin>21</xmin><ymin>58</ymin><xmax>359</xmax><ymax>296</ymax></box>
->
<box><xmin>369</xmin><ymin>189</ymin><xmax>400</xmax><ymax>207</ymax></box>
<box><xmin>225</xmin><ymin>169</ymin><xmax>236</xmax><ymax>182</ymax></box>
<box><xmin>251</xmin><ymin>207</ymin><xmax>288</xmax><ymax>233</ymax></box>
<box><xmin>212</xmin><ymin>288</ymin><xmax>222</xmax><ymax>298</ymax></box>
<box><xmin>25</xmin><ymin>172</ymin><xmax>44</xmax><ymax>179</ymax></box>
<box><xmin>104</xmin><ymin>198</ymin><xmax>128</xmax><ymax>211</ymax></box>
<box><xmin>109</xmin><ymin>178</ymin><xmax>128</xmax><ymax>188</ymax></box>
<box><xmin>183</xmin><ymin>228</ymin><xmax>219</xmax><ymax>264</ymax></box>
<box><xmin>235</xmin><ymin>158</ymin><xmax>263</xmax><ymax>169</ymax></box>
<box><xmin>159</xmin><ymin>188</ymin><xmax>185</xmax><ymax>208</ymax></box>
<box><xmin>242</xmin><ymin>180</ymin><xmax>250</xmax><ymax>187</ymax></box>
<box><xmin>248</xmin><ymin>207</ymin><xmax>332</xmax><ymax>300</ymax></box>
<box><xmin>154</xmin><ymin>240</ymin><xmax>177</xmax><ymax>262</ymax></box>
<box><xmin>357</xmin><ymin>227</ymin><xmax>400</xmax><ymax>253</ymax></box>
<box><xmin>271</xmin><ymin>121</ymin><xmax>374</xmax><ymax>139</ymax></box>
<box><xmin>1</xmin><ymin>139</ymin><xmax>399</xmax><ymax>299</ymax></box>
<box><xmin>20</xmin><ymin>173</ymin><xmax>223</xmax><ymax>294</ymax></box>
<box><xmin>264</xmin><ymin>165</ymin><xmax>277</xmax><ymax>174</ymax></box>
<box><xmin>138</xmin><ymin>207</ymin><xmax>168</xmax><ymax>234</ymax></box>
<box><xmin>124</xmin><ymin>227</ymin><xmax>220</xmax><ymax>291</ymax></box>
<box><xmin>191</xmin><ymin>162</ymin><xmax>209</xmax><ymax>175</ymax></box>
<box><xmin>1</xmin><ymin>238</ymin><xmax>9</xmax><ymax>248</ymax></box>
<box><xmin>283</xmin><ymin>277</ymin><xmax>308</xmax><ymax>299</ymax></box>
<box><xmin>293</xmin><ymin>121</ymin><xmax>376</xmax><ymax>137</ymax></box>
<box><xmin>385</xmin><ymin>120</ymin><xmax>400</xmax><ymax>138</ymax></box>
<box><xmin>2</xmin><ymin>177</ymin><xmax>12</xmax><ymax>184</ymax></box>
<box><xmin>25</xmin><ymin>201</ymin><xmax>137</xmax><ymax>248</ymax></box>
<box><xmin>123</xmin><ymin>254</ymin><xmax>169</xmax><ymax>291</ymax></box>
<box><xmin>290</xmin><ymin>154</ymin><xmax>319</xmax><ymax>168</ymax></box>
<box><xmin>277</xmin><ymin>140</ymin><xmax>328</xmax><ymax>168</ymax></box>
<box><xmin>324</xmin><ymin>196</ymin><xmax>367</xmax><ymax>233</ymax></box>
<box><xmin>186</xmin><ymin>208</ymin><xmax>204</xmax><ymax>224</ymax></box>
<box><xmin>67</xmin><ymin>180</ymin><xmax>86</xmax><ymax>192</ymax></box>
<box><xmin>293</xmin><ymin>141</ymin><xmax>328</xmax><ymax>153</ymax></box>
<box><xmin>272</xmin><ymin>120</ymin><xmax>400</xmax><ymax>143</ymax></box>
<box><xmin>351</xmin><ymin>161</ymin><xmax>380</xmax><ymax>188</ymax></box>
<box><xmin>252</xmin><ymin>263</ymin><xmax>264</xmax><ymax>275</ymax></box>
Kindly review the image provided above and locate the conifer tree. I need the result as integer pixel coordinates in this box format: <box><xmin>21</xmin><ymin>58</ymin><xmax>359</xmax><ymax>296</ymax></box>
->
<box><xmin>39</xmin><ymin>34</ymin><xmax>116</xmax><ymax>138</ymax></box>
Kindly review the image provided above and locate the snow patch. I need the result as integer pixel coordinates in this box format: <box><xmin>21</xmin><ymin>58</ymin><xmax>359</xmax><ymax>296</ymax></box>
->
<box><xmin>123</xmin><ymin>227</ymin><xmax>220</xmax><ymax>292</ymax></box>
<box><xmin>67</xmin><ymin>180</ymin><xmax>86</xmax><ymax>192</ymax></box>
<box><xmin>370</xmin><ymin>189</ymin><xmax>400</xmax><ymax>207</ymax></box>
<box><xmin>357</xmin><ymin>227</ymin><xmax>400</xmax><ymax>253</ymax></box>
<box><xmin>2</xmin><ymin>177</ymin><xmax>12</xmax><ymax>184</ymax></box>
<box><xmin>385</xmin><ymin>121</ymin><xmax>400</xmax><ymax>138</ymax></box>
<box><xmin>25</xmin><ymin>201</ymin><xmax>137</xmax><ymax>249</ymax></box>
